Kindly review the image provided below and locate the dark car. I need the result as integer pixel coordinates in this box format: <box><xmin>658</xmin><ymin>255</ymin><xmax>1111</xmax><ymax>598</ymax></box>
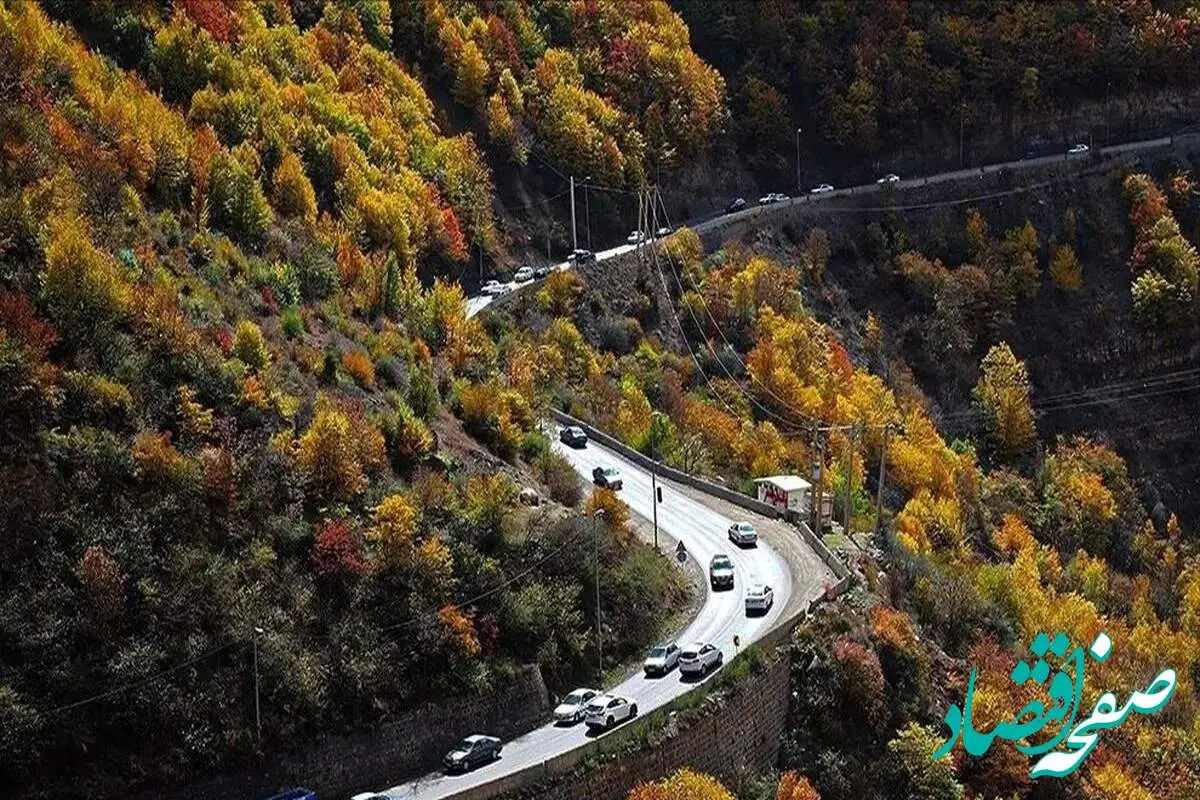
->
<box><xmin>261</xmin><ymin>790</ymin><xmax>316</xmax><ymax>800</ymax></box>
<box><xmin>592</xmin><ymin>466</ymin><xmax>623</xmax><ymax>491</ymax></box>
<box><xmin>560</xmin><ymin>426</ymin><xmax>588</xmax><ymax>448</ymax></box>
<box><xmin>568</xmin><ymin>249</ymin><xmax>596</xmax><ymax>264</ymax></box>
<box><xmin>534</xmin><ymin>265</ymin><xmax>551</xmax><ymax>279</ymax></box>
<box><xmin>726</xmin><ymin>197</ymin><xmax>746</xmax><ymax>214</ymax></box>
<box><xmin>709</xmin><ymin>554</ymin><xmax>734</xmax><ymax>590</ymax></box>
<box><xmin>443</xmin><ymin>734</ymin><xmax>502</xmax><ymax>773</ymax></box>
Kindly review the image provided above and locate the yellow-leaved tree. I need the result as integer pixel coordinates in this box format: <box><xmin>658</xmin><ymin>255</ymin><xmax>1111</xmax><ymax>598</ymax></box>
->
<box><xmin>973</xmin><ymin>342</ymin><xmax>1036</xmax><ymax>460</ymax></box>
<box><xmin>627</xmin><ymin>768</ymin><xmax>735</xmax><ymax>800</ymax></box>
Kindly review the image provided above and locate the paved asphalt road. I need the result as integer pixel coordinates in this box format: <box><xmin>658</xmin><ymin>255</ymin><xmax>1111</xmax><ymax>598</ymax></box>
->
<box><xmin>369</xmin><ymin>434</ymin><xmax>793</xmax><ymax>800</ymax></box>
<box><xmin>466</xmin><ymin>135</ymin><xmax>1178</xmax><ymax>320</ymax></box>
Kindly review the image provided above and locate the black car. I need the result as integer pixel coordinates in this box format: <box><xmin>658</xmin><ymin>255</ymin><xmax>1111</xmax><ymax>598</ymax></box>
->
<box><xmin>443</xmin><ymin>734</ymin><xmax>502</xmax><ymax>773</ymax></box>
<box><xmin>560</xmin><ymin>426</ymin><xmax>588</xmax><ymax>448</ymax></box>
<box><xmin>726</xmin><ymin>197</ymin><xmax>746</xmax><ymax>214</ymax></box>
<box><xmin>534</xmin><ymin>265</ymin><xmax>551</xmax><ymax>279</ymax></box>
<box><xmin>568</xmin><ymin>248</ymin><xmax>596</xmax><ymax>263</ymax></box>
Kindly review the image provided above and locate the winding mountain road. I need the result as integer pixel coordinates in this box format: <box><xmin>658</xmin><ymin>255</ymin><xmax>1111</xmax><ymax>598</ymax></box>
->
<box><xmin>466</xmin><ymin>133</ymin><xmax>1180</xmax><ymax>320</ymax></box>
<box><xmin>367</xmin><ymin>431</ymin><xmax>828</xmax><ymax>800</ymax></box>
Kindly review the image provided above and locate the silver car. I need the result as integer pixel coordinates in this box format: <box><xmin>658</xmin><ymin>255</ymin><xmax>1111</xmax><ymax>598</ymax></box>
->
<box><xmin>678</xmin><ymin>642</ymin><xmax>723</xmax><ymax>677</ymax></box>
<box><xmin>745</xmin><ymin>583</ymin><xmax>775</xmax><ymax>615</ymax></box>
<box><xmin>643</xmin><ymin>642</ymin><xmax>681</xmax><ymax>676</ymax></box>
<box><xmin>810</xmin><ymin>183</ymin><xmax>834</xmax><ymax>194</ymax></box>
<box><xmin>553</xmin><ymin>688</ymin><xmax>600</xmax><ymax>724</ymax></box>
<box><xmin>728</xmin><ymin>521</ymin><xmax>758</xmax><ymax>546</ymax></box>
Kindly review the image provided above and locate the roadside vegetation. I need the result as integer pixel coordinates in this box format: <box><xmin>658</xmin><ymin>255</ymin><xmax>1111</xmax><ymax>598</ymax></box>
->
<box><xmin>0</xmin><ymin>3</ymin><xmax>687</xmax><ymax>795</ymax></box>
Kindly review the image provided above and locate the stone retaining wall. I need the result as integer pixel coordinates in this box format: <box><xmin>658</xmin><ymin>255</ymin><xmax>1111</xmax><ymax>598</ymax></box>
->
<box><xmin>168</xmin><ymin>666</ymin><xmax>550</xmax><ymax>800</ymax></box>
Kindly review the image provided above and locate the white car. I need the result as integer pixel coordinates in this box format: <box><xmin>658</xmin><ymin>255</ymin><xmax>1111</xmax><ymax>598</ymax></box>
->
<box><xmin>592</xmin><ymin>466</ymin><xmax>623</xmax><ymax>490</ymax></box>
<box><xmin>513</xmin><ymin>266</ymin><xmax>534</xmax><ymax>282</ymax></box>
<box><xmin>678</xmin><ymin>642</ymin><xmax>724</xmax><ymax>677</ymax></box>
<box><xmin>554</xmin><ymin>687</ymin><xmax>601</xmax><ymax>724</ymax></box>
<box><xmin>758</xmin><ymin>192</ymin><xmax>787</xmax><ymax>205</ymax></box>
<box><xmin>728</xmin><ymin>521</ymin><xmax>758</xmax><ymax>546</ymax></box>
<box><xmin>655</xmin><ymin>226</ymin><xmax>673</xmax><ymax>238</ymax></box>
<box><xmin>352</xmin><ymin>794</ymin><xmax>389</xmax><ymax>800</ymax></box>
<box><xmin>480</xmin><ymin>280</ymin><xmax>508</xmax><ymax>296</ymax></box>
<box><xmin>810</xmin><ymin>183</ymin><xmax>834</xmax><ymax>194</ymax></box>
<box><xmin>745</xmin><ymin>583</ymin><xmax>775</xmax><ymax>615</ymax></box>
<box><xmin>1067</xmin><ymin>143</ymin><xmax>1090</xmax><ymax>155</ymax></box>
<box><xmin>643</xmin><ymin>642</ymin><xmax>681</xmax><ymax>676</ymax></box>
<box><xmin>627</xmin><ymin>230</ymin><xmax>646</xmax><ymax>245</ymax></box>
<box><xmin>876</xmin><ymin>173</ymin><xmax>900</xmax><ymax>184</ymax></box>
<box><xmin>584</xmin><ymin>694</ymin><xmax>637</xmax><ymax>730</ymax></box>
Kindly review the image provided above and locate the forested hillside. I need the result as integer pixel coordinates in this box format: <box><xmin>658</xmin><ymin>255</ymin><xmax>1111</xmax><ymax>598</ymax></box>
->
<box><xmin>7</xmin><ymin>1</ymin><xmax>1200</xmax><ymax>798</ymax></box>
<box><xmin>0</xmin><ymin>3</ymin><xmax>688</xmax><ymax>796</ymax></box>
<box><xmin>487</xmin><ymin>193</ymin><xmax>1200</xmax><ymax>797</ymax></box>
<box><xmin>676</xmin><ymin>0</ymin><xmax>1200</xmax><ymax>182</ymax></box>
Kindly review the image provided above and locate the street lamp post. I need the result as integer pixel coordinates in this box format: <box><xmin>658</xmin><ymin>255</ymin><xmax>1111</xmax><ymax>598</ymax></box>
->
<box><xmin>253</xmin><ymin>626</ymin><xmax>264</xmax><ymax>743</ymax></box>
<box><xmin>795</xmin><ymin>127</ymin><xmax>803</xmax><ymax>194</ymax></box>
<box><xmin>959</xmin><ymin>101</ymin><xmax>967</xmax><ymax>167</ymax></box>
<box><xmin>592</xmin><ymin>508</ymin><xmax>606</xmax><ymax>681</ymax></box>
<box><xmin>583</xmin><ymin>176</ymin><xmax>592</xmax><ymax>250</ymax></box>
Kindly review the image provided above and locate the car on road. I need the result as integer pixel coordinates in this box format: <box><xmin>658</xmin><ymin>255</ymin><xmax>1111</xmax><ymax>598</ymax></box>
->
<box><xmin>264</xmin><ymin>790</ymin><xmax>315</xmax><ymax>800</ymax></box>
<box><xmin>592</xmin><ymin>466</ymin><xmax>623</xmax><ymax>490</ymax></box>
<box><xmin>728</xmin><ymin>521</ymin><xmax>758</xmax><ymax>546</ymax></box>
<box><xmin>553</xmin><ymin>688</ymin><xmax>601</xmax><ymax>724</ymax></box>
<box><xmin>443</xmin><ymin>734</ymin><xmax>502</xmax><ymax>772</ymax></box>
<box><xmin>567</xmin><ymin>249</ymin><xmax>596</xmax><ymax>263</ymax></box>
<box><xmin>810</xmin><ymin>183</ymin><xmax>835</xmax><ymax>194</ymax></box>
<box><xmin>655</xmin><ymin>226</ymin><xmax>673</xmax><ymax>238</ymax></box>
<box><xmin>559</xmin><ymin>426</ymin><xmax>588</xmax><ymax>448</ymax></box>
<box><xmin>745</xmin><ymin>583</ymin><xmax>775</xmax><ymax>615</ymax></box>
<box><xmin>643</xmin><ymin>642</ymin><xmax>681</xmax><ymax>676</ymax></box>
<box><xmin>627</xmin><ymin>230</ymin><xmax>646</xmax><ymax>245</ymax></box>
<box><xmin>1067</xmin><ymin>143</ymin><xmax>1090</xmax><ymax>155</ymax></box>
<box><xmin>726</xmin><ymin>197</ymin><xmax>747</xmax><ymax>213</ymax></box>
<box><xmin>351</xmin><ymin>794</ymin><xmax>389</xmax><ymax>800</ymax></box>
<box><xmin>513</xmin><ymin>266</ymin><xmax>534</xmax><ymax>282</ymax></box>
<box><xmin>480</xmin><ymin>279</ymin><xmax>508</xmax><ymax>296</ymax></box>
<box><xmin>584</xmin><ymin>694</ymin><xmax>637</xmax><ymax>730</ymax></box>
<box><xmin>876</xmin><ymin>173</ymin><xmax>900</xmax><ymax>184</ymax></box>
<box><xmin>678</xmin><ymin>642</ymin><xmax>724</xmax><ymax>677</ymax></box>
<box><xmin>1020</xmin><ymin>151</ymin><xmax>1037</xmax><ymax>161</ymax></box>
<box><xmin>758</xmin><ymin>192</ymin><xmax>788</xmax><ymax>205</ymax></box>
<box><xmin>534</xmin><ymin>264</ymin><xmax>551</xmax><ymax>279</ymax></box>
<box><xmin>709</xmin><ymin>554</ymin><xmax>734</xmax><ymax>590</ymax></box>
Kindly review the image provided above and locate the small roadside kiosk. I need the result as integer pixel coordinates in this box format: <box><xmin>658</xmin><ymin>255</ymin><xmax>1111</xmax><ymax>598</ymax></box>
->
<box><xmin>754</xmin><ymin>474</ymin><xmax>830</xmax><ymax>522</ymax></box>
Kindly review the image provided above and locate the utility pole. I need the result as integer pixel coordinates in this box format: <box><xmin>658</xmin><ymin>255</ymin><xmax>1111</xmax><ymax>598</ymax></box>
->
<box><xmin>795</xmin><ymin>127</ymin><xmax>803</xmax><ymax>194</ymax></box>
<box><xmin>253</xmin><ymin>626</ymin><xmax>264</xmax><ymax>743</ymax></box>
<box><xmin>875</xmin><ymin>423</ymin><xmax>892</xmax><ymax>536</ymax></box>
<box><xmin>585</xmin><ymin>182</ymin><xmax>592</xmax><ymax>250</ymax></box>
<box><xmin>593</xmin><ymin>508</ymin><xmax>606</xmax><ymax>681</ymax></box>
<box><xmin>1105</xmin><ymin>81</ymin><xmax>1112</xmax><ymax>143</ymax></box>
<box><xmin>843</xmin><ymin>427</ymin><xmax>855</xmax><ymax>541</ymax></box>
<box><xmin>570</xmin><ymin>175</ymin><xmax>578</xmax><ymax>253</ymax></box>
<box><xmin>651</xmin><ymin>470</ymin><xmax>659</xmax><ymax>551</ymax></box>
<box><xmin>959</xmin><ymin>101</ymin><xmax>966</xmax><ymax>167</ymax></box>
<box><xmin>810</xmin><ymin>431</ymin><xmax>826</xmax><ymax>533</ymax></box>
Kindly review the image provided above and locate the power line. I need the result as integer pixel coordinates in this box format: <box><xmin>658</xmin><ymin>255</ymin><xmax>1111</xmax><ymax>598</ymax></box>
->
<box><xmin>374</xmin><ymin>510</ymin><xmax>599</xmax><ymax>636</ymax></box>
<box><xmin>652</xmin><ymin>188</ymin><xmax>867</xmax><ymax>435</ymax></box>
<box><xmin>46</xmin><ymin>640</ymin><xmax>243</xmax><ymax>715</ymax></box>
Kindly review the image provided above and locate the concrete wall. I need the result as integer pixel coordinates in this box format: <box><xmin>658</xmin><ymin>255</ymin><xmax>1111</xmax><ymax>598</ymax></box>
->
<box><xmin>169</xmin><ymin>666</ymin><xmax>550</xmax><ymax>800</ymax></box>
<box><xmin>552</xmin><ymin>409</ymin><xmax>781</xmax><ymax>519</ymax></box>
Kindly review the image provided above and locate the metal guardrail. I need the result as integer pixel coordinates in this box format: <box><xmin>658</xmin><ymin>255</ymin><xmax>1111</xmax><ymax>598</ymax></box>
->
<box><xmin>549</xmin><ymin>410</ymin><xmax>852</xmax><ymax>583</ymax></box>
